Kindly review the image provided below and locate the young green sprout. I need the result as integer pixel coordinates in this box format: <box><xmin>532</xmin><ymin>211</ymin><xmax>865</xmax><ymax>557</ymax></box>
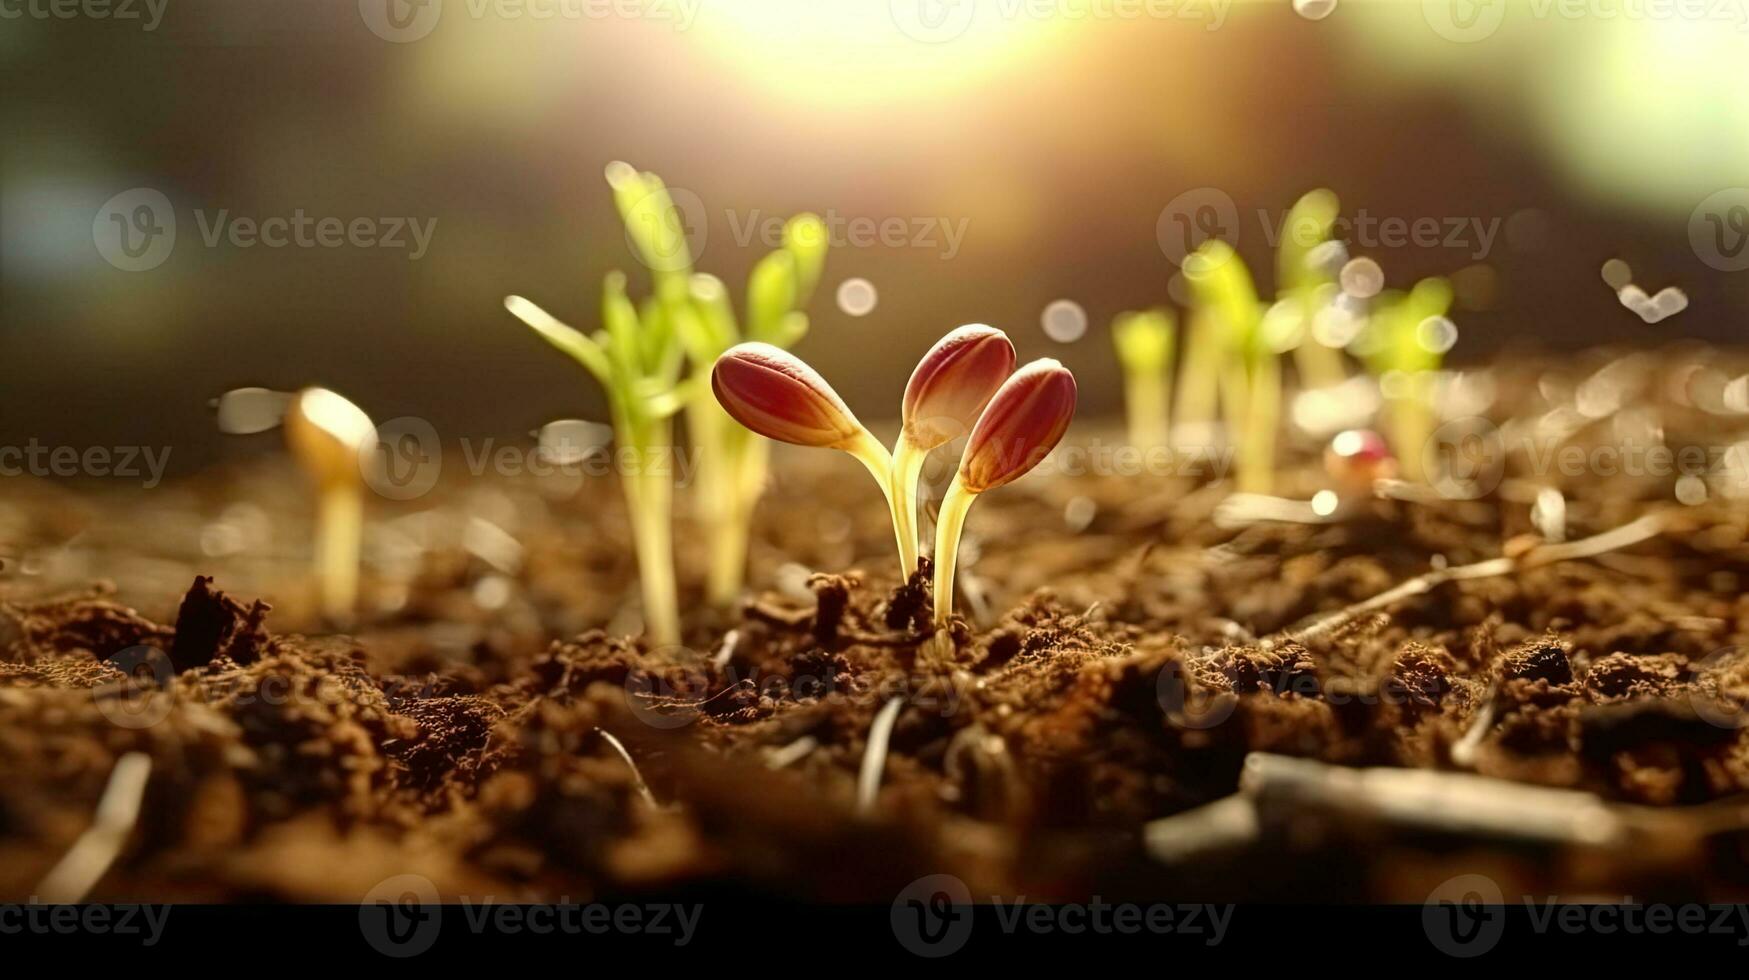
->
<box><xmin>711</xmin><ymin>342</ymin><xmax>912</xmax><ymax>579</ymax></box>
<box><xmin>1173</xmin><ymin>304</ymin><xmax>1223</xmax><ymax>445</ymax></box>
<box><xmin>609</xmin><ymin>162</ymin><xmax>828</xmax><ymax>607</ymax></box>
<box><xmin>894</xmin><ymin>325</ymin><xmax>1016</xmax><ymax>575</ymax></box>
<box><xmin>1184</xmin><ymin>240</ymin><xmax>1288</xmax><ymax>495</ymax></box>
<box><xmin>1111</xmin><ymin>309</ymin><xmax>1175</xmax><ymax>450</ymax></box>
<box><xmin>284</xmin><ymin>388</ymin><xmax>377</xmax><ymax>624</ymax></box>
<box><xmin>1356</xmin><ymin>276</ymin><xmax>1455</xmax><ymax>482</ymax></box>
<box><xmin>933</xmin><ymin>359</ymin><xmax>1077</xmax><ymax>628</ymax></box>
<box><xmin>505</xmin><ymin>277</ymin><xmax>688</xmax><ymax>646</ymax></box>
<box><xmin>1277</xmin><ymin>189</ymin><xmax>1349</xmax><ymax>391</ymax></box>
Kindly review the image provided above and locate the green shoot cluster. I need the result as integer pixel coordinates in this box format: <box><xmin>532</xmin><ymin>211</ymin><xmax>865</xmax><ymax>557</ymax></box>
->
<box><xmin>507</xmin><ymin>164</ymin><xmax>827</xmax><ymax>644</ymax></box>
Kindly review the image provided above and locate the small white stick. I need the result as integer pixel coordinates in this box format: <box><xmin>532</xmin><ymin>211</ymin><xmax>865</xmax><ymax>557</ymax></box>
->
<box><xmin>35</xmin><ymin>752</ymin><xmax>153</xmax><ymax>903</ymax></box>
<box><xmin>711</xmin><ymin>629</ymin><xmax>740</xmax><ymax>670</ymax></box>
<box><xmin>1241</xmin><ymin>753</ymin><xmax>1625</xmax><ymax>846</ymax></box>
<box><xmin>594</xmin><ymin>728</ymin><xmax>659</xmax><ymax>809</ymax></box>
<box><xmin>1286</xmin><ymin>557</ymin><xmax>1514</xmax><ymax>645</ymax></box>
<box><xmin>1280</xmin><ymin>512</ymin><xmax>1669</xmax><ymax>645</ymax></box>
<box><xmin>1450</xmin><ymin>682</ymin><xmax>1499</xmax><ymax>769</ymax></box>
<box><xmin>856</xmin><ymin>697</ymin><xmax>905</xmax><ymax>816</ymax></box>
<box><xmin>765</xmin><ymin>735</ymin><xmax>818</xmax><ymax>770</ymax></box>
<box><xmin>1214</xmin><ymin>493</ymin><xmax>1332</xmax><ymax>529</ymax></box>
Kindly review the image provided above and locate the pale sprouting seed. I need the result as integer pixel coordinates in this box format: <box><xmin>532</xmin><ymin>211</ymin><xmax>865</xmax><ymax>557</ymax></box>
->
<box><xmin>713</xmin><ymin>342</ymin><xmax>865</xmax><ymax>449</ymax></box>
<box><xmin>893</xmin><ymin>325</ymin><xmax>1016</xmax><ymax>575</ymax></box>
<box><xmin>284</xmin><ymin>387</ymin><xmax>376</xmax><ymax>624</ymax></box>
<box><xmin>933</xmin><ymin>359</ymin><xmax>1077</xmax><ymax>627</ymax></box>
<box><xmin>1324</xmin><ymin>428</ymin><xmax>1396</xmax><ymax>498</ymax></box>
<box><xmin>903</xmin><ymin>325</ymin><xmax>1017</xmax><ymax>450</ymax></box>
<box><xmin>712</xmin><ymin>343</ymin><xmax>913</xmax><ymax>579</ymax></box>
<box><xmin>213</xmin><ymin>387</ymin><xmax>293</xmax><ymax>435</ymax></box>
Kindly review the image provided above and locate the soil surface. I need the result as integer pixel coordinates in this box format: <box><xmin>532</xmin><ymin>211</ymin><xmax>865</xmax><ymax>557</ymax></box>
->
<box><xmin>4</xmin><ymin>350</ymin><xmax>1749</xmax><ymax>902</ymax></box>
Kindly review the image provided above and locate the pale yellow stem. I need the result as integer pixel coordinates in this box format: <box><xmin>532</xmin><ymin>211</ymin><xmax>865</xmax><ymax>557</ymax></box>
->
<box><xmin>1295</xmin><ymin>340</ymin><xmax>1345</xmax><ymax>391</ymax></box>
<box><xmin>1122</xmin><ymin>369</ymin><xmax>1171</xmax><ymax>451</ymax></box>
<box><xmin>932</xmin><ymin>476</ymin><xmax>976</xmax><ymax>628</ymax></box>
<box><xmin>1389</xmin><ymin>373</ymin><xmax>1433</xmax><ymax>483</ymax></box>
<box><xmin>889</xmin><ymin>436</ymin><xmax>929</xmax><ymax>577</ymax></box>
<box><xmin>315</xmin><ymin>484</ymin><xmax>363</xmax><ymax>623</ymax></box>
<box><xmin>842</xmin><ymin>429</ymin><xmax>911</xmax><ymax>581</ymax></box>
<box><xmin>625</xmin><ymin>459</ymin><xmax>681</xmax><ymax>645</ymax></box>
<box><xmin>1238</xmin><ymin>355</ymin><xmax>1280</xmax><ymax>495</ymax></box>
<box><xmin>1176</xmin><ymin>314</ymin><xmax>1220</xmax><ymax>439</ymax></box>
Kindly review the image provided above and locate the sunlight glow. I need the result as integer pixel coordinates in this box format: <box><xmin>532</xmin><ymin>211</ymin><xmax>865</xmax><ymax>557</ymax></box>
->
<box><xmin>690</xmin><ymin>1</ymin><xmax>1062</xmax><ymax>107</ymax></box>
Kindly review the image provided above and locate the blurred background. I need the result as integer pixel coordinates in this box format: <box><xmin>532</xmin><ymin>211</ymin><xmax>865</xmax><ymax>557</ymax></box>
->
<box><xmin>4</xmin><ymin>0</ymin><xmax>1749</xmax><ymax>476</ymax></box>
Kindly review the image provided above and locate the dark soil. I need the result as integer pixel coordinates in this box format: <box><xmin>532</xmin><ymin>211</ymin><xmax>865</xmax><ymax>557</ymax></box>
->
<box><xmin>4</xmin><ymin>352</ymin><xmax>1749</xmax><ymax>902</ymax></box>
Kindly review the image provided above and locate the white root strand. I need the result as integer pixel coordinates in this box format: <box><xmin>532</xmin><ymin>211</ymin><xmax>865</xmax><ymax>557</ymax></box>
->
<box><xmin>34</xmin><ymin>752</ymin><xmax>153</xmax><ymax>903</ymax></box>
<box><xmin>856</xmin><ymin>697</ymin><xmax>905</xmax><ymax>816</ymax></box>
<box><xmin>594</xmin><ymin>728</ymin><xmax>659</xmax><ymax>809</ymax></box>
<box><xmin>1281</xmin><ymin>512</ymin><xmax>1670</xmax><ymax>645</ymax></box>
